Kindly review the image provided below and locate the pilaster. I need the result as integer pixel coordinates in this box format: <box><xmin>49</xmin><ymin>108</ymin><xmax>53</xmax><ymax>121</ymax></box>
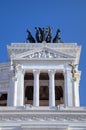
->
<box><xmin>64</xmin><ymin>65</ymin><xmax>73</xmax><ymax>107</ymax></box>
<box><xmin>72</xmin><ymin>71</ymin><xmax>81</xmax><ymax>107</ymax></box>
<box><xmin>7</xmin><ymin>71</ymin><xmax>14</xmax><ymax>106</ymax></box>
<box><xmin>15</xmin><ymin>64</ymin><xmax>25</xmax><ymax>106</ymax></box>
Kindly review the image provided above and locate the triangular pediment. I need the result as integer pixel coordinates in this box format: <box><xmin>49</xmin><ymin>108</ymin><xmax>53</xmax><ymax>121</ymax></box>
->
<box><xmin>13</xmin><ymin>47</ymin><xmax>75</xmax><ymax>60</ymax></box>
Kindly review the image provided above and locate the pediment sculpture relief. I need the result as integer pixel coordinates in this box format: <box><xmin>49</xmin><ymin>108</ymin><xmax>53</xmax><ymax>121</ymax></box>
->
<box><xmin>23</xmin><ymin>50</ymin><xmax>73</xmax><ymax>59</ymax></box>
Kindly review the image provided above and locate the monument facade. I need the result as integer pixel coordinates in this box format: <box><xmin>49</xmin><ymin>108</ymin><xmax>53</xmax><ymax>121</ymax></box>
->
<box><xmin>0</xmin><ymin>28</ymin><xmax>86</xmax><ymax>130</ymax></box>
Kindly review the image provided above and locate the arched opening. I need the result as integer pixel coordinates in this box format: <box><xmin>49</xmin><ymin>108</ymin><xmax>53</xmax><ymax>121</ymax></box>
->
<box><xmin>39</xmin><ymin>73</ymin><xmax>49</xmax><ymax>106</ymax></box>
<box><xmin>24</xmin><ymin>73</ymin><xmax>34</xmax><ymax>105</ymax></box>
<box><xmin>0</xmin><ymin>93</ymin><xmax>7</xmax><ymax>106</ymax></box>
<box><xmin>55</xmin><ymin>73</ymin><xmax>64</xmax><ymax>105</ymax></box>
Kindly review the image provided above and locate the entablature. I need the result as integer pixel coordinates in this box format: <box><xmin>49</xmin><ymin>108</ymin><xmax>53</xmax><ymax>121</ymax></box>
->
<box><xmin>7</xmin><ymin>43</ymin><xmax>81</xmax><ymax>65</ymax></box>
<box><xmin>0</xmin><ymin>107</ymin><xmax>86</xmax><ymax>123</ymax></box>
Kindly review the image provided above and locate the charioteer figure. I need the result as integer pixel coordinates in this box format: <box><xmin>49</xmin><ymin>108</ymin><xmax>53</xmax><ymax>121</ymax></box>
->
<box><xmin>46</xmin><ymin>27</ymin><xmax>52</xmax><ymax>43</ymax></box>
<box><xmin>26</xmin><ymin>27</ymin><xmax>63</xmax><ymax>43</ymax></box>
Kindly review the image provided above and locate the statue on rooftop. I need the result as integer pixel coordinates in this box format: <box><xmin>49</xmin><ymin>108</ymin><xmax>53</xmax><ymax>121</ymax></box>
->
<box><xmin>26</xmin><ymin>29</ymin><xmax>35</xmax><ymax>43</ymax></box>
<box><xmin>46</xmin><ymin>26</ymin><xmax>52</xmax><ymax>43</ymax></box>
<box><xmin>26</xmin><ymin>27</ymin><xmax>63</xmax><ymax>43</ymax></box>
<box><xmin>41</xmin><ymin>27</ymin><xmax>49</xmax><ymax>42</ymax></box>
<box><xmin>35</xmin><ymin>27</ymin><xmax>42</xmax><ymax>43</ymax></box>
<box><xmin>35</xmin><ymin>27</ymin><xmax>49</xmax><ymax>42</ymax></box>
<box><xmin>53</xmin><ymin>29</ymin><xmax>61</xmax><ymax>43</ymax></box>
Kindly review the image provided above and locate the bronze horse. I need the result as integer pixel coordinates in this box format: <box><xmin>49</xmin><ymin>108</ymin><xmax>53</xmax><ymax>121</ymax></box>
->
<box><xmin>26</xmin><ymin>29</ymin><xmax>35</xmax><ymax>43</ymax></box>
<box><xmin>53</xmin><ymin>29</ymin><xmax>61</xmax><ymax>43</ymax></box>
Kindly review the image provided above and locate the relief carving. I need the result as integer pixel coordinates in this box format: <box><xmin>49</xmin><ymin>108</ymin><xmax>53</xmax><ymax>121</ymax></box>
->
<box><xmin>0</xmin><ymin>113</ymin><xmax>86</xmax><ymax>122</ymax></box>
<box><xmin>24</xmin><ymin>50</ymin><xmax>69</xmax><ymax>59</ymax></box>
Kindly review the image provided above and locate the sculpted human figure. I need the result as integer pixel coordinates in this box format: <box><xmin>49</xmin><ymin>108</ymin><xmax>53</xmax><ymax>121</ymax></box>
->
<box><xmin>42</xmin><ymin>27</ymin><xmax>48</xmax><ymax>41</ymax></box>
<box><xmin>35</xmin><ymin>27</ymin><xmax>49</xmax><ymax>42</ymax></box>
<box><xmin>53</xmin><ymin>29</ymin><xmax>61</xmax><ymax>43</ymax></box>
<box><xmin>26</xmin><ymin>27</ymin><xmax>63</xmax><ymax>43</ymax></box>
<box><xmin>35</xmin><ymin>27</ymin><xmax>42</xmax><ymax>42</ymax></box>
<box><xmin>26</xmin><ymin>29</ymin><xmax>35</xmax><ymax>43</ymax></box>
<box><xmin>46</xmin><ymin>26</ymin><xmax>52</xmax><ymax>43</ymax></box>
<box><xmin>69</xmin><ymin>63</ymin><xmax>78</xmax><ymax>78</ymax></box>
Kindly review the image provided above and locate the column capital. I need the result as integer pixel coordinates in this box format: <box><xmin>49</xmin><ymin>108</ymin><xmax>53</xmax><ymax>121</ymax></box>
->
<box><xmin>14</xmin><ymin>64</ymin><xmax>25</xmax><ymax>75</ymax></box>
<box><xmin>33</xmin><ymin>69</ymin><xmax>40</xmax><ymax>74</ymax></box>
<box><xmin>64</xmin><ymin>63</ymin><xmax>72</xmax><ymax>71</ymax></box>
<box><xmin>17</xmin><ymin>64</ymin><xmax>23</xmax><ymax>71</ymax></box>
<box><xmin>48</xmin><ymin>69</ymin><xmax>56</xmax><ymax>75</ymax></box>
<box><xmin>63</xmin><ymin>67</ymin><xmax>72</xmax><ymax>76</ymax></box>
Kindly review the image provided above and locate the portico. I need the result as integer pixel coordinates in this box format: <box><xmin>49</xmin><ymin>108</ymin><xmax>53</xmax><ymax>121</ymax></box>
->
<box><xmin>6</xmin><ymin>43</ymin><xmax>81</xmax><ymax>108</ymax></box>
<box><xmin>24</xmin><ymin>70</ymin><xmax>64</xmax><ymax>107</ymax></box>
<box><xmin>0</xmin><ymin>42</ymin><xmax>83</xmax><ymax>130</ymax></box>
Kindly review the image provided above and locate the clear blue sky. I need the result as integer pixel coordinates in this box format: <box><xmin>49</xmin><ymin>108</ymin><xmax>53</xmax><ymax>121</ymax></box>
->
<box><xmin>0</xmin><ymin>0</ymin><xmax>86</xmax><ymax>106</ymax></box>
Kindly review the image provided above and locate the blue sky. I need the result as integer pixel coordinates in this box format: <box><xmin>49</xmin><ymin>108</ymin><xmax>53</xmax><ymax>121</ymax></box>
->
<box><xmin>0</xmin><ymin>0</ymin><xmax>86</xmax><ymax>106</ymax></box>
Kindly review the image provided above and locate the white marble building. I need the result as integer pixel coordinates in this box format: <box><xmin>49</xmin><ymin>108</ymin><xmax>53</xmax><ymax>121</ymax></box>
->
<box><xmin>0</xmin><ymin>42</ymin><xmax>86</xmax><ymax>130</ymax></box>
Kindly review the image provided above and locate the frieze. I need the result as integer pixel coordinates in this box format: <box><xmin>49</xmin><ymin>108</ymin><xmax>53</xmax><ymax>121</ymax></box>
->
<box><xmin>0</xmin><ymin>108</ymin><xmax>85</xmax><ymax>122</ymax></box>
<box><xmin>0</xmin><ymin>114</ymin><xmax>86</xmax><ymax>122</ymax></box>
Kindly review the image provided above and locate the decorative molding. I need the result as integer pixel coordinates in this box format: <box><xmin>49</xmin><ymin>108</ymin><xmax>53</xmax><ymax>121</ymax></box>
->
<box><xmin>7</xmin><ymin>43</ymin><xmax>81</xmax><ymax>64</ymax></box>
<box><xmin>12</xmin><ymin>47</ymin><xmax>76</xmax><ymax>60</ymax></box>
<box><xmin>0</xmin><ymin>110</ymin><xmax>86</xmax><ymax>122</ymax></box>
<box><xmin>23</xmin><ymin>50</ymin><xmax>73</xmax><ymax>59</ymax></box>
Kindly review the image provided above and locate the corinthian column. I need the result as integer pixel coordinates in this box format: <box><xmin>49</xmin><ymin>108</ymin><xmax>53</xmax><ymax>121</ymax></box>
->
<box><xmin>33</xmin><ymin>70</ymin><xmax>40</xmax><ymax>106</ymax></box>
<box><xmin>48</xmin><ymin>70</ymin><xmax>55</xmax><ymax>107</ymax></box>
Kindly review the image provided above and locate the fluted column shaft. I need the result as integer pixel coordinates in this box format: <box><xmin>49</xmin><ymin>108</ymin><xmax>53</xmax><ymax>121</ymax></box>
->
<box><xmin>48</xmin><ymin>70</ymin><xmax>55</xmax><ymax>107</ymax></box>
<box><xmin>72</xmin><ymin>75</ymin><xmax>80</xmax><ymax>107</ymax></box>
<box><xmin>33</xmin><ymin>70</ymin><xmax>40</xmax><ymax>106</ymax></box>
<box><xmin>64</xmin><ymin>65</ymin><xmax>73</xmax><ymax>107</ymax></box>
